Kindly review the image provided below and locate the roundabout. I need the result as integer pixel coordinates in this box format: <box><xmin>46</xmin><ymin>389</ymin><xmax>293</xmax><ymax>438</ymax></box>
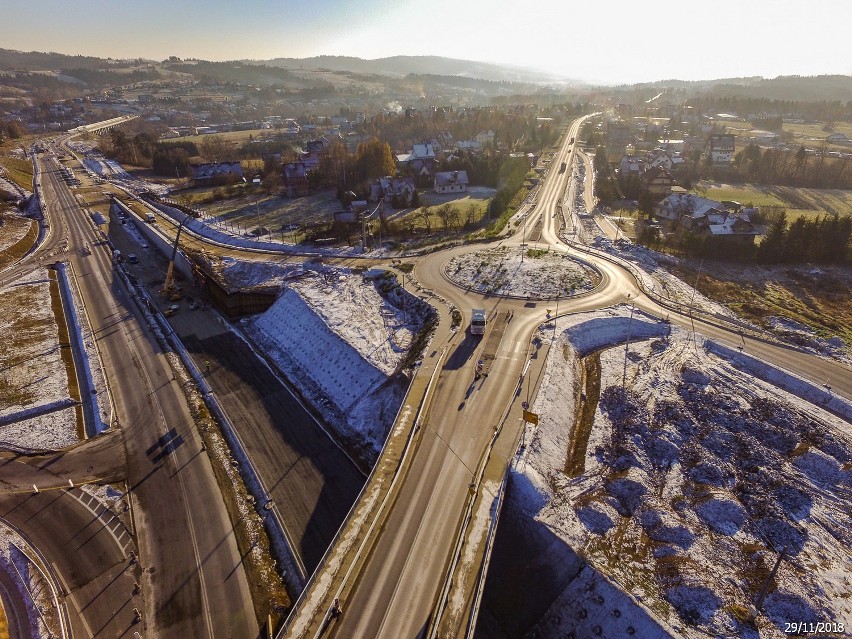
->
<box><xmin>443</xmin><ymin>244</ymin><xmax>601</xmax><ymax>299</ymax></box>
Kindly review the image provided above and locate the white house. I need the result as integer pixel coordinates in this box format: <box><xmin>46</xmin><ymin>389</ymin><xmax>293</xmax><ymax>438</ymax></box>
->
<box><xmin>434</xmin><ymin>170</ymin><xmax>469</xmax><ymax>194</ymax></box>
<box><xmin>656</xmin><ymin>193</ymin><xmax>727</xmax><ymax>222</ymax></box>
<box><xmin>705</xmin><ymin>134</ymin><xmax>735</xmax><ymax>164</ymax></box>
<box><xmin>475</xmin><ymin>130</ymin><xmax>495</xmax><ymax>146</ymax></box>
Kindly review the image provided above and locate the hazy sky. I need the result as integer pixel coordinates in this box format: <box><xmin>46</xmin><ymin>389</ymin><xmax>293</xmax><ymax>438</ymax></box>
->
<box><xmin>4</xmin><ymin>0</ymin><xmax>851</xmax><ymax>84</ymax></box>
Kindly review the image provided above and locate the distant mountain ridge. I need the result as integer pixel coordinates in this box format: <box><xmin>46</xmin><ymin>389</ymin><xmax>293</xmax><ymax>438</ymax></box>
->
<box><xmin>1</xmin><ymin>47</ymin><xmax>849</xmax><ymax>103</ymax></box>
<box><xmin>245</xmin><ymin>55</ymin><xmax>580</xmax><ymax>85</ymax></box>
<box><xmin>615</xmin><ymin>75</ymin><xmax>852</xmax><ymax>104</ymax></box>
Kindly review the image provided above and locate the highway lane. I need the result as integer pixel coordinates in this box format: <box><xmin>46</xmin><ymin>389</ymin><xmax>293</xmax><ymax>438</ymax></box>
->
<box><xmin>42</xmin><ymin>117</ymin><xmax>847</xmax><ymax>638</ymax></box>
<box><xmin>0</xmin><ymin>430</ymin><xmax>126</xmax><ymax>492</ymax></box>
<box><xmin>324</xmin><ymin>117</ymin><xmax>594</xmax><ymax>638</ymax></box>
<box><xmin>0</xmin><ymin>564</ymin><xmax>34</xmax><ymax>639</ymax></box>
<box><xmin>0</xmin><ymin>490</ymin><xmax>137</xmax><ymax>638</ymax></box>
<box><xmin>25</xmin><ymin>154</ymin><xmax>257</xmax><ymax>637</ymax></box>
<box><xmin>108</xmin><ymin>212</ymin><xmax>367</xmax><ymax>579</ymax></box>
<box><xmin>337</xmin><ymin>316</ymin><xmax>528</xmax><ymax>637</ymax></box>
<box><xmin>534</xmin><ymin>152</ymin><xmax>852</xmax><ymax>401</ymax></box>
<box><xmin>325</xmin><ymin>114</ymin><xmax>850</xmax><ymax>638</ymax></box>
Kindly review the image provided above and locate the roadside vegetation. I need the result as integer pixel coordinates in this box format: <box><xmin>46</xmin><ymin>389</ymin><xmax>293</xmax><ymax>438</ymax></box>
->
<box><xmin>0</xmin><ymin>213</ymin><xmax>37</xmax><ymax>270</ymax></box>
<box><xmin>0</xmin><ymin>155</ymin><xmax>33</xmax><ymax>191</ymax></box>
<box><xmin>667</xmin><ymin>261</ymin><xmax>852</xmax><ymax>346</ymax></box>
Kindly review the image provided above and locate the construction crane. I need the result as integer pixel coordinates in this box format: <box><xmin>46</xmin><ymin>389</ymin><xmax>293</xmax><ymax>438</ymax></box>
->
<box><xmin>162</xmin><ymin>214</ymin><xmax>190</xmax><ymax>297</ymax></box>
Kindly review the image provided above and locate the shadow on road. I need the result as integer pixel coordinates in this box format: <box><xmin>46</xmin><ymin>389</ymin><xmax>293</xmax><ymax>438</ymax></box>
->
<box><xmin>442</xmin><ymin>333</ymin><xmax>481</xmax><ymax>371</ymax></box>
<box><xmin>181</xmin><ymin>330</ymin><xmax>365</xmax><ymax>574</ymax></box>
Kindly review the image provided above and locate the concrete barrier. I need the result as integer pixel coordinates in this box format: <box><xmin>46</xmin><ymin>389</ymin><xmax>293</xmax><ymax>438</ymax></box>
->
<box><xmin>54</xmin><ymin>262</ymin><xmax>107</xmax><ymax>436</ymax></box>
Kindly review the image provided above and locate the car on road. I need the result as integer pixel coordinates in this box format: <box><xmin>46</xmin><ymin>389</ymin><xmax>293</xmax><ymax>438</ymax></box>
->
<box><xmin>127</xmin><ymin>253</ymin><xmax>138</xmax><ymax>264</ymax></box>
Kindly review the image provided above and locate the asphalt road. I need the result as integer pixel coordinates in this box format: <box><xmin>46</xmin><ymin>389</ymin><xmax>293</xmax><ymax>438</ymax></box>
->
<box><xmin>0</xmin><ymin>489</ymin><xmax>137</xmax><ymax>638</ymax></box>
<box><xmin>318</xmin><ymin>114</ymin><xmax>851</xmax><ymax>638</ymax></box>
<box><xmin>0</xmin><ymin>566</ymin><xmax>34</xmax><ymax>639</ymax></box>
<box><xmin>319</xmin><ymin>116</ymin><xmax>590</xmax><ymax>638</ymax></box>
<box><xmin>21</xmin><ymin>119</ymin><xmax>846</xmax><ymax>639</ymax></box>
<box><xmin>109</xmin><ymin>213</ymin><xmax>367</xmax><ymax>579</ymax></box>
<box><xmin>0</xmin><ymin>148</ymin><xmax>257</xmax><ymax>638</ymax></box>
<box><xmin>180</xmin><ymin>329</ymin><xmax>365</xmax><ymax>574</ymax></box>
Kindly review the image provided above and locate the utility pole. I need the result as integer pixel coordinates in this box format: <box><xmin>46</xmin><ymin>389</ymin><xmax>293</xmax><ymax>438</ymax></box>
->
<box><xmin>401</xmin><ymin>272</ymin><xmax>406</xmax><ymax>324</ymax></box>
<box><xmin>622</xmin><ymin>302</ymin><xmax>635</xmax><ymax>388</ymax></box>
<box><xmin>688</xmin><ymin>258</ymin><xmax>704</xmax><ymax>350</ymax></box>
<box><xmin>554</xmin><ymin>293</ymin><xmax>559</xmax><ymax>330</ymax></box>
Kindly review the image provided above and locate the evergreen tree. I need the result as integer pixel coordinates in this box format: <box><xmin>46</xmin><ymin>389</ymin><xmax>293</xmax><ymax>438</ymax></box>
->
<box><xmin>758</xmin><ymin>210</ymin><xmax>787</xmax><ymax>262</ymax></box>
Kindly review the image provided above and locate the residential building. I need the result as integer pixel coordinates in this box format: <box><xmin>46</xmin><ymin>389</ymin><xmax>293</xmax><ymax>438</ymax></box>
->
<box><xmin>475</xmin><ymin>130</ymin><xmax>496</xmax><ymax>147</ymax></box>
<box><xmin>369</xmin><ymin>176</ymin><xmax>416</xmax><ymax>205</ymax></box>
<box><xmin>408</xmin><ymin>142</ymin><xmax>438</xmax><ymax>185</ymax></box>
<box><xmin>656</xmin><ymin>193</ymin><xmax>759</xmax><ymax>245</ymax></box>
<box><xmin>282</xmin><ymin>162</ymin><xmax>309</xmax><ymax>197</ymax></box>
<box><xmin>618</xmin><ymin>155</ymin><xmax>644</xmax><ymax>177</ymax></box>
<box><xmin>642</xmin><ymin>166</ymin><xmax>675</xmax><ymax>198</ymax></box>
<box><xmin>705</xmin><ymin>134</ymin><xmax>736</xmax><ymax>164</ymax></box>
<box><xmin>456</xmin><ymin>140</ymin><xmax>483</xmax><ymax>152</ymax></box>
<box><xmin>826</xmin><ymin>132</ymin><xmax>850</xmax><ymax>145</ymax></box>
<box><xmin>750</xmin><ymin>130</ymin><xmax>780</xmax><ymax>146</ymax></box>
<box><xmin>655</xmin><ymin>193</ymin><xmax>727</xmax><ymax>222</ymax></box>
<box><xmin>434</xmin><ymin>170</ymin><xmax>469</xmax><ymax>194</ymax></box>
<box><xmin>657</xmin><ymin>139</ymin><xmax>685</xmax><ymax>153</ymax></box>
<box><xmin>190</xmin><ymin>161</ymin><xmax>243</xmax><ymax>185</ymax></box>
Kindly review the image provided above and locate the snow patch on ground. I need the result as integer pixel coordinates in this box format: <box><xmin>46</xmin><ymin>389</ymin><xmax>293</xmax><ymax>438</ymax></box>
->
<box><xmin>244</xmin><ymin>264</ymin><xmax>432</xmax><ymax>455</ymax></box>
<box><xmin>766</xmin><ymin>315</ymin><xmax>851</xmax><ymax>364</ymax></box>
<box><xmin>508</xmin><ymin>307</ymin><xmax>852</xmax><ymax>638</ymax></box>
<box><xmin>217</xmin><ymin>256</ymin><xmax>308</xmax><ymax>290</ymax></box>
<box><xmin>253</xmin><ymin>288</ymin><xmax>386</xmax><ymax>412</ymax></box>
<box><xmin>0</xmin><ymin>269</ymin><xmax>77</xmax><ymax>450</ymax></box>
<box><xmin>446</xmin><ymin>246</ymin><xmax>598</xmax><ymax>298</ymax></box>
<box><xmin>0</xmin><ymin>212</ymin><xmax>33</xmax><ymax>253</ymax></box>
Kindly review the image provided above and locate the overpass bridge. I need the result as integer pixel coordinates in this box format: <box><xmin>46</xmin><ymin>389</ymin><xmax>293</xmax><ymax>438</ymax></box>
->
<box><xmin>70</xmin><ymin>114</ymin><xmax>138</xmax><ymax>135</ymax></box>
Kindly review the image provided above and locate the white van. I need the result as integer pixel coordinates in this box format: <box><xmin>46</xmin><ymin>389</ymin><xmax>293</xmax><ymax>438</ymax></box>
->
<box><xmin>470</xmin><ymin>309</ymin><xmax>487</xmax><ymax>335</ymax></box>
<box><xmin>145</xmin><ymin>213</ymin><xmax>156</xmax><ymax>223</ymax></box>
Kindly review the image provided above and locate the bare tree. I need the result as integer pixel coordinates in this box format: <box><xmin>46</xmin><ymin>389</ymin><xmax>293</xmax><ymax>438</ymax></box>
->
<box><xmin>199</xmin><ymin>135</ymin><xmax>232</xmax><ymax>163</ymax></box>
<box><xmin>436</xmin><ymin>203</ymin><xmax>453</xmax><ymax>231</ymax></box>
<box><xmin>415</xmin><ymin>207</ymin><xmax>433</xmax><ymax>233</ymax></box>
<box><xmin>464</xmin><ymin>203</ymin><xmax>478</xmax><ymax>229</ymax></box>
<box><xmin>446</xmin><ymin>206</ymin><xmax>461</xmax><ymax>233</ymax></box>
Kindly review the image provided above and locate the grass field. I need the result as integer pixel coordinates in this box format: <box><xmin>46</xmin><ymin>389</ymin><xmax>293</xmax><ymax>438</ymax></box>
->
<box><xmin>167</xmin><ymin>184</ymin><xmax>499</xmax><ymax>244</ymax></box>
<box><xmin>725</xmin><ymin>120</ymin><xmax>852</xmax><ymax>153</ymax></box>
<box><xmin>0</xmin><ymin>156</ymin><xmax>34</xmax><ymax>191</ymax></box>
<box><xmin>75</xmin><ymin>186</ymin><xmax>113</xmax><ymax>217</ymax></box>
<box><xmin>399</xmin><ymin>197</ymin><xmax>491</xmax><ymax>234</ymax></box>
<box><xmin>694</xmin><ymin>182</ymin><xmax>852</xmax><ymax>221</ymax></box>
<box><xmin>0</xmin><ymin>215</ymin><xmax>37</xmax><ymax>270</ymax></box>
<box><xmin>161</xmin><ymin>128</ymin><xmax>277</xmax><ymax>146</ymax></box>
<box><xmin>781</xmin><ymin>120</ymin><xmax>852</xmax><ymax>143</ymax></box>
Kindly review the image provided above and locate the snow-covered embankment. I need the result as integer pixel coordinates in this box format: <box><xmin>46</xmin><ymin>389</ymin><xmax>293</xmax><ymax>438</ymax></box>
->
<box><xmin>245</xmin><ymin>267</ymin><xmax>434</xmax><ymax>460</ymax></box>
